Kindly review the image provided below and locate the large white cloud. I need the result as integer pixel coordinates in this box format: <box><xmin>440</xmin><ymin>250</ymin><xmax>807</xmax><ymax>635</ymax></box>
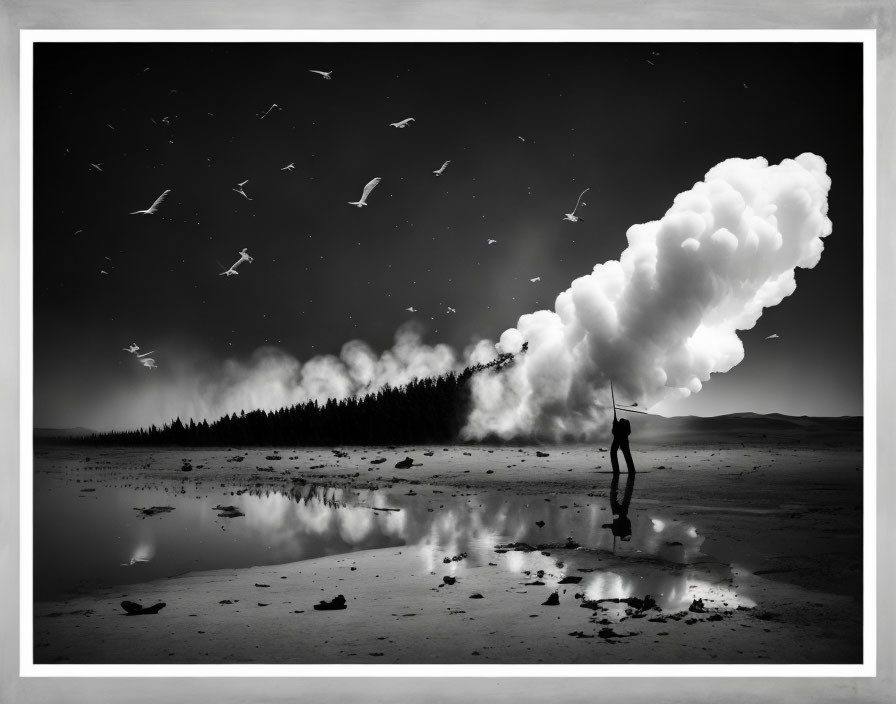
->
<box><xmin>462</xmin><ymin>153</ymin><xmax>832</xmax><ymax>440</ymax></box>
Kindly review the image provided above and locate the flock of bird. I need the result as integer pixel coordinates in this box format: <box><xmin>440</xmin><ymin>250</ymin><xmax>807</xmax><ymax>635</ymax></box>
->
<box><xmin>108</xmin><ymin>66</ymin><xmax>605</xmax><ymax>371</ymax></box>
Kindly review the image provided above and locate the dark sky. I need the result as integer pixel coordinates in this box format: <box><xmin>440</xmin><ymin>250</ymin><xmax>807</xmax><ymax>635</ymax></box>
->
<box><xmin>31</xmin><ymin>41</ymin><xmax>864</xmax><ymax>429</ymax></box>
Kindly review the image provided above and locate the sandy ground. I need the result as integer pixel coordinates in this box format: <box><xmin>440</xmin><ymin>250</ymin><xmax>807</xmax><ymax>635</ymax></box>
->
<box><xmin>31</xmin><ymin>438</ymin><xmax>863</xmax><ymax>665</ymax></box>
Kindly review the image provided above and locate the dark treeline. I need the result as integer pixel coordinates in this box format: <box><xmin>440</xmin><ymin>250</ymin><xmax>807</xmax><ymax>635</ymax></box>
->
<box><xmin>74</xmin><ymin>345</ymin><xmax>526</xmax><ymax>447</ymax></box>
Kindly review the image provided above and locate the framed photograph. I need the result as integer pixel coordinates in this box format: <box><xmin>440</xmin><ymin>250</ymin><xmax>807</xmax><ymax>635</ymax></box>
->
<box><xmin>3</xmin><ymin>4</ymin><xmax>893</xmax><ymax>704</ymax></box>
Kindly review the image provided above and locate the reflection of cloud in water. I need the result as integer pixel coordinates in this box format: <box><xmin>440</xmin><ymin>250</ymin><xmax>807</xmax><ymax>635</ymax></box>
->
<box><xmin>582</xmin><ymin>569</ymin><xmax>755</xmax><ymax>611</ymax></box>
<box><xmin>122</xmin><ymin>540</ymin><xmax>154</xmax><ymax>566</ymax></box>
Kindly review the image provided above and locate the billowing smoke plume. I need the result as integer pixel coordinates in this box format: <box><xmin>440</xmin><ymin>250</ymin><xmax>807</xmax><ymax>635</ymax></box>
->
<box><xmin>463</xmin><ymin>153</ymin><xmax>832</xmax><ymax>440</ymax></box>
<box><xmin>98</xmin><ymin>324</ymin><xmax>463</xmax><ymax>431</ymax></box>
<box><xmin>93</xmin><ymin>153</ymin><xmax>831</xmax><ymax>438</ymax></box>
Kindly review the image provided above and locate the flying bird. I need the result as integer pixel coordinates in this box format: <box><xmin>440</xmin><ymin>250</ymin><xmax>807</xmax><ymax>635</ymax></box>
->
<box><xmin>281</xmin><ymin>162</ymin><xmax>295</xmax><ymax>171</ymax></box>
<box><xmin>518</xmin><ymin>136</ymin><xmax>526</xmax><ymax>142</ymax></box>
<box><xmin>530</xmin><ymin>277</ymin><xmax>541</xmax><ymax>283</ymax></box>
<box><xmin>405</xmin><ymin>306</ymin><xmax>417</xmax><ymax>313</ymax></box>
<box><xmin>487</xmin><ymin>239</ymin><xmax>497</xmax><ymax>245</ymax></box>
<box><xmin>390</xmin><ymin>117</ymin><xmax>415</xmax><ymax>128</ymax></box>
<box><xmin>309</xmin><ymin>70</ymin><xmax>332</xmax><ymax>80</ymax></box>
<box><xmin>563</xmin><ymin>187</ymin><xmax>590</xmax><ymax>222</ymax></box>
<box><xmin>139</xmin><ymin>357</ymin><xmax>157</xmax><ymax>369</ymax></box>
<box><xmin>765</xmin><ymin>333</ymin><xmax>780</xmax><ymax>339</ymax></box>
<box><xmin>89</xmin><ymin>163</ymin><xmax>103</xmax><ymax>172</ymax></box>
<box><xmin>130</xmin><ymin>189</ymin><xmax>171</xmax><ymax>215</ymax></box>
<box><xmin>123</xmin><ymin>343</ymin><xmax>140</xmax><ymax>354</ymax></box>
<box><xmin>433</xmin><ymin>160</ymin><xmax>450</xmax><ymax>176</ymax></box>
<box><xmin>235</xmin><ymin>248</ymin><xmax>254</xmax><ymax>265</ymax></box>
<box><xmin>259</xmin><ymin>103</ymin><xmax>281</xmax><ymax>119</ymax></box>
<box><xmin>348</xmin><ymin>177</ymin><xmax>381</xmax><ymax>207</ymax></box>
<box><xmin>447</xmin><ymin>306</ymin><xmax>456</xmax><ymax>314</ymax></box>
<box><xmin>232</xmin><ymin>180</ymin><xmax>252</xmax><ymax>200</ymax></box>
<box><xmin>219</xmin><ymin>267</ymin><xmax>239</xmax><ymax>277</ymax></box>
<box><xmin>100</xmin><ymin>270</ymin><xmax>109</xmax><ymax>275</ymax></box>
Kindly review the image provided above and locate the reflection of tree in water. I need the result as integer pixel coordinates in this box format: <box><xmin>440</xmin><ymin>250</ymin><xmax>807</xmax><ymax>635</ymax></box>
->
<box><xmin>248</xmin><ymin>483</ymin><xmax>348</xmax><ymax>509</ymax></box>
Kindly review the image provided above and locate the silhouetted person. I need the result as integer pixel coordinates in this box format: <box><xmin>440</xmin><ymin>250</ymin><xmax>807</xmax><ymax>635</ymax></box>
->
<box><xmin>610</xmin><ymin>415</ymin><xmax>636</xmax><ymax>474</ymax></box>
<box><xmin>603</xmin><ymin>471</ymin><xmax>636</xmax><ymax>545</ymax></box>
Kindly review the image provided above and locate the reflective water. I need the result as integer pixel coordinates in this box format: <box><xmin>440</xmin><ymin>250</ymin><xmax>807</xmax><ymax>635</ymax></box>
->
<box><xmin>34</xmin><ymin>471</ymin><xmax>754</xmax><ymax>611</ymax></box>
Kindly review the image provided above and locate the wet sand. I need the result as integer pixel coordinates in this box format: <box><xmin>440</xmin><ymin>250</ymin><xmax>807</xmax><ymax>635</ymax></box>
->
<box><xmin>32</xmin><ymin>436</ymin><xmax>863</xmax><ymax>665</ymax></box>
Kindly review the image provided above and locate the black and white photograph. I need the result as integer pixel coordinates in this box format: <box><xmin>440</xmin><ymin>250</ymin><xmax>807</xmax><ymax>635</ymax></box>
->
<box><xmin>13</xmin><ymin>23</ymin><xmax>883</xmax><ymax>688</ymax></box>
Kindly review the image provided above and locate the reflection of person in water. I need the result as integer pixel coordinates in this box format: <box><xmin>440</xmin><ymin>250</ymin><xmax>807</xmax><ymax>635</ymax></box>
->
<box><xmin>603</xmin><ymin>471</ymin><xmax>636</xmax><ymax>542</ymax></box>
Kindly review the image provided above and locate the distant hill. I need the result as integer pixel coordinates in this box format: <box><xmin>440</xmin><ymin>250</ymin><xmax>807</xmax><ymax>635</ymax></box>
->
<box><xmin>33</xmin><ymin>427</ymin><xmax>96</xmax><ymax>439</ymax></box>
<box><xmin>623</xmin><ymin>411</ymin><xmax>862</xmax><ymax>447</ymax></box>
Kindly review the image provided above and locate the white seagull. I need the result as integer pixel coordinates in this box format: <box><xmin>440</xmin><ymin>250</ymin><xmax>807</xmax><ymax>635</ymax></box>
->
<box><xmin>89</xmin><ymin>163</ymin><xmax>103</xmax><ymax>172</ymax></box>
<box><xmin>139</xmin><ymin>357</ymin><xmax>158</xmax><ymax>369</ymax></box>
<box><xmin>348</xmin><ymin>177</ymin><xmax>381</xmax><ymax>207</ymax></box>
<box><xmin>563</xmin><ymin>187</ymin><xmax>590</xmax><ymax>222</ymax></box>
<box><xmin>236</xmin><ymin>247</ymin><xmax>254</xmax><ymax>265</ymax></box>
<box><xmin>259</xmin><ymin>103</ymin><xmax>281</xmax><ymax>119</ymax></box>
<box><xmin>281</xmin><ymin>162</ymin><xmax>295</xmax><ymax>171</ymax></box>
<box><xmin>232</xmin><ymin>180</ymin><xmax>252</xmax><ymax>200</ymax></box>
<box><xmin>530</xmin><ymin>277</ymin><xmax>541</xmax><ymax>283</ymax></box>
<box><xmin>433</xmin><ymin>160</ymin><xmax>450</xmax><ymax>176</ymax></box>
<box><xmin>390</xmin><ymin>117</ymin><xmax>415</xmax><ymax>129</ymax></box>
<box><xmin>309</xmin><ymin>70</ymin><xmax>332</xmax><ymax>80</ymax></box>
<box><xmin>219</xmin><ymin>267</ymin><xmax>239</xmax><ymax>277</ymax></box>
<box><xmin>487</xmin><ymin>239</ymin><xmax>497</xmax><ymax>245</ymax></box>
<box><xmin>123</xmin><ymin>343</ymin><xmax>140</xmax><ymax>354</ymax></box>
<box><xmin>765</xmin><ymin>333</ymin><xmax>780</xmax><ymax>339</ymax></box>
<box><xmin>130</xmin><ymin>189</ymin><xmax>171</xmax><ymax>215</ymax></box>
<box><xmin>447</xmin><ymin>306</ymin><xmax>456</xmax><ymax>314</ymax></box>
<box><xmin>405</xmin><ymin>306</ymin><xmax>417</xmax><ymax>313</ymax></box>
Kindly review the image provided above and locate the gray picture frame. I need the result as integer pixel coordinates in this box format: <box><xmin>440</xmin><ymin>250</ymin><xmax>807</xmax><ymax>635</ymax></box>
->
<box><xmin>2</xmin><ymin>1</ymin><xmax>893</xmax><ymax>702</ymax></box>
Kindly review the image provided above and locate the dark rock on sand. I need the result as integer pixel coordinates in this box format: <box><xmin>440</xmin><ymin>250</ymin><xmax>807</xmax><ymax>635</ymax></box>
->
<box><xmin>469</xmin><ymin>593</ymin><xmax>484</xmax><ymax>599</ymax></box>
<box><xmin>371</xmin><ymin>458</ymin><xmax>387</xmax><ymax>464</ymax></box>
<box><xmin>558</xmin><ymin>575</ymin><xmax>582</xmax><ymax>584</ymax></box>
<box><xmin>542</xmin><ymin>592</ymin><xmax>560</xmax><ymax>606</ymax></box>
<box><xmin>121</xmin><ymin>601</ymin><xmax>166</xmax><ymax>615</ymax></box>
<box><xmin>689</xmin><ymin>598</ymin><xmax>706</xmax><ymax>613</ymax></box>
<box><xmin>394</xmin><ymin>457</ymin><xmax>415</xmax><ymax>469</ymax></box>
<box><xmin>214</xmin><ymin>505</ymin><xmax>245</xmax><ymax>518</ymax></box>
<box><xmin>536</xmin><ymin>451</ymin><xmax>550</xmax><ymax>457</ymax></box>
<box><xmin>443</xmin><ymin>576</ymin><xmax>457</xmax><ymax>585</ymax></box>
<box><xmin>314</xmin><ymin>595</ymin><xmax>347</xmax><ymax>611</ymax></box>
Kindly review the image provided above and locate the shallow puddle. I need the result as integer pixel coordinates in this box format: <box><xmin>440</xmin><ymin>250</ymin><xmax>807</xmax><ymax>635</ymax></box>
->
<box><xmin>34</xmin><ymin>470</ymin><xmax>752</xmax><ymax>609</ymax></box>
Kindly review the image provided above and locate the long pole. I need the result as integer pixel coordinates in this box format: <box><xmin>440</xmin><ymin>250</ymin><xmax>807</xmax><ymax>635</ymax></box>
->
<box><xmin>610</xmin><ymin>380</ymin><xmax>617</xmax><ymax>421</ymax></box>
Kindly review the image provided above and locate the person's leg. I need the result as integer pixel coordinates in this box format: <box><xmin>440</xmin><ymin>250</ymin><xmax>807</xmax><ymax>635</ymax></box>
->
<box><xmin>621</xmin><ymin>439</ymin><xmax>636</xmax><ymax>473</ymax></box>
<box><xmin>610</xmin><ymin>437</ymin><xmax>621</xmax><ymax>474</ymax></box>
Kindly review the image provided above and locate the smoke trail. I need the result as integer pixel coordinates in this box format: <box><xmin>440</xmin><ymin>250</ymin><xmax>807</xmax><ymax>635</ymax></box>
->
<box><xmin>95</xmin><ymin>323</ymin><xmax>462</xmax><ymax>431</ymax></box>
<box><xmin>462</xmin><ymin>153</ymin><xmax>833</xmax><ymax>440</ymax></box>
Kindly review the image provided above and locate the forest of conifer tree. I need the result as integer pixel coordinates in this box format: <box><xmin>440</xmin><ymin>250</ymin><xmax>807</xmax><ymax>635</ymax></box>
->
<box><xmin>70</xmin><ymin>346</ymin><xmax>525</xmax><ymax>446</ymax></box>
